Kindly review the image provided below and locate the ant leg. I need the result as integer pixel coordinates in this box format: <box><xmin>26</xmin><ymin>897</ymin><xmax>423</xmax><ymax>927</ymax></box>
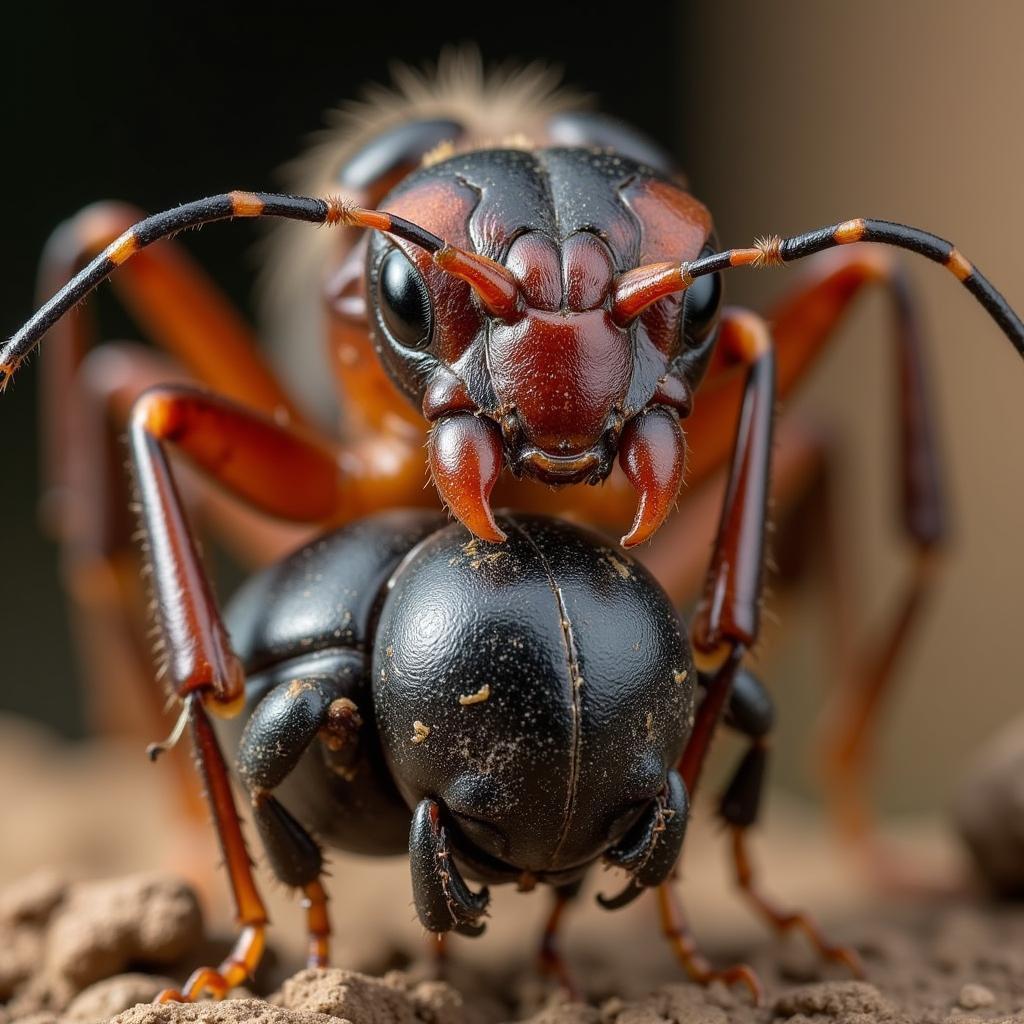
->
<box><xmin>37</xmin><ymin>200</ymin><xmax>425</xmax><ymax>747</ymax></box>
<box><xmin>58</xmin><ymin>345</ymin><xmax>192</xmax><ymax>738</ymax></box>
<box><xmin>729</xmin><ymin>824</ymin><xmax>863</xmax><ymax>976</ymax></box>
<box><xmin>719</xmin><ymin>669</ymin><xmax>863</xmax><ymax>975</ymax></box>
<box><xmin>428</xmin><ymin>933</ymin><xmax>448</xmax><ymax>981</ymax></box>
<box><xmin>660</xmin><ymin>309</ymin><xmax>773</xmax><ymax>1000</ymax></box>
<box><xmin>248</xmin><ymin>789</ymin><xmax>331</xmax><ymax>968</ymax></box>
<box><xmin>537</xmin><ymin>880</ymin><xmax>582</xmax><ymax>998</ymax></box>
<box><xmin>156</xmin><ymin>694</ymin><xmax>268</xmax><ymax>1001</ymax></box>
<box><xmin>50</xmin><ymin>343</ymin><xmax>326</xmax><ymax>859</ymax></box>
<box><xmin>682</xmin><ymin>309</ymin><xmax>776</xmax><ymax>796</ymax></box>
<box><xmin>36</xmin><ymin>205</ymin><xmax>329</xmax><ymax>782</ymax></box>
<box><xmin>677</xmin><ymin>310</ymin><xmax>860</xmax><ymax>975</ymax></box>
<box><xmin>127</xmin><ymin>388</ymin><xmax>351</xmax><ymax>1000</ymax></box>
<box><xmin>656</xmin><ymin>883</ymin><xmax>762</xmax><ymax>1004</ymax></box>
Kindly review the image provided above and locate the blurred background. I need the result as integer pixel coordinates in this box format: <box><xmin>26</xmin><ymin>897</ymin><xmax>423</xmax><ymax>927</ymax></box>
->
<box><xmin>1</xmin><ymin>0</ymin><xmax>1022</xmax><ymax>828</ymax></box>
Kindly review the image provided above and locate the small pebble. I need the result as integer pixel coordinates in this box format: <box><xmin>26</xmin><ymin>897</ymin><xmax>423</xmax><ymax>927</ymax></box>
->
<box><xmin>958</xmin><ymin>983</ymin><xmax>995</xmax><ymax>1010</ymax></box>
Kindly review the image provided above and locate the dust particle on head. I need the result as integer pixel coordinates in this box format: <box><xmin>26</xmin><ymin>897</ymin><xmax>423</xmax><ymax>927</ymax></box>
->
<box><xmin>645</xmin><ymin>711</ymin><xmax>655</xmax><ymax>741</ymax></box>
<box><xmin>459</xmin><ymin>683</ymin><xmax>491</xmax><ymax>706</ymax></box>
<box><xmin>673</xmin><ymin>669</ymin><xmax>688</xmax><ymax>685</ymax></box>
<box><xmin>287</xmin><ymin>679</ymin><xmax>315</xmax><ymax>698</ymax></box>
<box><xmin>410</xmin><ymin>721</ymin><xmax>431</xmax><ymax>745</ymax></box>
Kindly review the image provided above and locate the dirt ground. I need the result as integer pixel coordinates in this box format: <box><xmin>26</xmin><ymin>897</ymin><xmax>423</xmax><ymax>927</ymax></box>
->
<box><xmin>2</xmin><ymin>712</ymin><xmax>1022</xmax><ymax>1024</ymax></box>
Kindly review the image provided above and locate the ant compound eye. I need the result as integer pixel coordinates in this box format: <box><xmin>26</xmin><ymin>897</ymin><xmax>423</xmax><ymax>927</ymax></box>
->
<box><xmin>683</xmin><ymin>244</ymin><xmax>723</xmax><ymax>344</ymax></box>
<box><xmin>378</xmin><ymin>247</ymin><xmax>433</xmax><ymax>350</ymax></box>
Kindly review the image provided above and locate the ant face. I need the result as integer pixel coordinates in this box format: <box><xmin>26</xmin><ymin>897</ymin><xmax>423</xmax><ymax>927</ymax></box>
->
<box><xmin>357</xmin><ymin>148</ymin><xmax>721</xmax><ymax>544</ymax></box>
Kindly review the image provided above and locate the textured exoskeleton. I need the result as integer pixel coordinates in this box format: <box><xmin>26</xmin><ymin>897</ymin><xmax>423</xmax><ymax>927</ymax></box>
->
<box><xmin>223</xmin><ymin>509</ymin><xmax>695</xmax><ymax>935</ymax></box>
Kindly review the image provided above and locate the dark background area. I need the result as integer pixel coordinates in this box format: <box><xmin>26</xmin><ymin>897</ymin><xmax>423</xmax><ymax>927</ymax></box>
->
<box><xmin>0</xmin><ymin>2</ymin><xmax>684</xmax><ymax>737</ymax></box>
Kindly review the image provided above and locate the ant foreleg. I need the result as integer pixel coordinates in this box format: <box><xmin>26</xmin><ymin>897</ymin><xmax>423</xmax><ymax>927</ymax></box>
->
<box><xmin>155</xmin><ymin>694</ymin><xmax>268</xmax><ymax>1002</ymax></box>
<box><xmin>682</xmin><ymin>309</ymin><xmax>776</xmax><ymax>796</ymax></box>
<box><xmin>661</xmin><ymin>309</ymin><xmax>775</xmax><ymax>999</ymax></box>
<box><xmin>128</xmin><ymin>386</ymin><xmax>352</xmax><ymax>999</ymax></box>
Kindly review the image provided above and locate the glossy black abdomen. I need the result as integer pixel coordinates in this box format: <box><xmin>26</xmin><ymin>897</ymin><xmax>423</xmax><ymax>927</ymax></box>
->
<box><xmin>373</xmin><ymin>513</ymin><xmax>694</xmax><ymax>875</ymax></box>
<box><xmin>226</xmin><ymin>509</ymin><xmax>447</xmax><ymax>674</ymax></box>
<box><xmin>221</xmin><ymin>509</ymin><xmax>446</xmax><ymax>855</ymax></box>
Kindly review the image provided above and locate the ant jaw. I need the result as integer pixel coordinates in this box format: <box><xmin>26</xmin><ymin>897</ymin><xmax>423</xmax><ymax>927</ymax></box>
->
<box><xmin>427</xmin><ymin>406</ymin><xmax>685</xmax><ymax>549</ymax></box>
<box><xmin>428</xmin><ymin>413</ymin><xmax>506</xmax><ymax>543</ymax></box>
<box><xmin>619</xmin><ymin>407</ymin><xmax>687</xmax><ymax>548</ymax></box>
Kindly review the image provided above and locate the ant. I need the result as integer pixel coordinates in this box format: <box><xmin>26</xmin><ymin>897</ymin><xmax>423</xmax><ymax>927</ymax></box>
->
<box><xmin>3</xmin><ymin>57</ymin><xmax>1021</xmax><ymax>1001</ymax></box>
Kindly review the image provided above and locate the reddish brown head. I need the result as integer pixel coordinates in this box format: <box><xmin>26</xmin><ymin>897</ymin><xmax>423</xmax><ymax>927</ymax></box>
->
<box><xmin>489</xmin><ymin>230</ymin><xmax>630</xmax><ymax>482</ymax></box>
<box><xmin>359</xmin><ymin>147</ymin><xmax>723</xmax><ymax>545</ymax></box>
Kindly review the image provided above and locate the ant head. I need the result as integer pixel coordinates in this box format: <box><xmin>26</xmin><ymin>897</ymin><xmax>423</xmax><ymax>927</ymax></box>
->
<box><xmin>350</xmin><ymin>149</ymin><xmax>723</xmax><ymax>545</ymax></box>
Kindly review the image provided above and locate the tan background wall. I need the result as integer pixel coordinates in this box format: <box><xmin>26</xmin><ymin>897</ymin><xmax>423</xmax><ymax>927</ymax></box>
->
<box><xmin>678</xmin><ymin>2</ymin><xmax>1024</xmax><ymax>814</ymax></box>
